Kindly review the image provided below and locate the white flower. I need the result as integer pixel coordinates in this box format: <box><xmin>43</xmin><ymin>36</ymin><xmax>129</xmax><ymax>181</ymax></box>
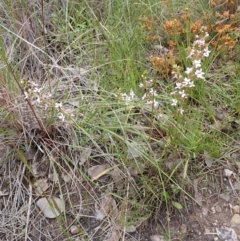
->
<box><xmin>55</xmin><ymin>102</ymin><xmax>63</xmax><ymax>109</ymax></box>
<box><xmin>194</xmin><ymin>39</ymin><xmax>205</xmax><ymax>46</ymax></box>
<box><xmin>24</xmin><ymin>91</ymin><xmax>29</xmax><ymax>100</ymax></box>
<box><xmin>187</xmin><ymin>49</ymin><xmax>195</xmax><ymax>59</ymax></box>
<box><xmin>178</xmin><ymin>108</ymin><xmax>184</xmax><ymax>114</ymax></box>
<box><xmin>149</xmin><ymin>88</ymin><xmax>157</xmax><ymax>96</ymax></box>
<box><xmin>129</xmin><ymin>89</ymin><xmax>135</xmax><ymax>99</ymax></box>
<box><xmin>57</xmin><ymin>112</ymin><xmax>65</xmax><ymax>121</ymax></box>
<box><xmin>142</xmin><ymin>93</ymin><xmax>147</xmax><ymax>100</ymax></box>
<box><xmin>30</xmin><ymin>81</ymin><xmax>38</xmax><ymax>87</ymax></box>
<box><xmin>179</xmin><ymin>90</ymin><xmax>187</xmax><ymax>99</ymax></box>
<box><xmin>183</xmin><ymin>77</ymin><xmax>195</xmax><ymax>88</ymax></box>
<box><xmin>171</xmin><ymin>99</ymin><xmax>178</xmax><ymax>106</ymax></box>
<box><xmin>36</xmin><ymin>97</ymin><xmax>41</xmax><ymax>104</ymax></box>
<box><xmin>185</xmin><ymin>67</ymin><xmax>192</xmax><ymax>75</ymax></box>
<box><xmin>203</xmin><ymin>47</ymin><xmax>211</xmax><ymax>57</ymax></box>
<box><xmin>147</xmin><ymin>99</ymin><xmax>159</xmax><ymax>109</ymax></box>
<box><xmin>193</xmin><ymin>59</ymin><xmax>201</xmax><ymax>68</ymax></box>
<box><xmin>195</xmin><ymin>68</ymin><xmax>204</xmax><ymax>79</ymax></box>
<box><xmin>33</xmin><ymin>87</ymin><xmax>42</xmax><ymax>93</ymax></box>
<box><xmin>139</xmin><ymin>83</ymin><xmax>144</xmax><ymax>88</ymax></box>
<box><xmin>175</xmin><ymin>82</ymin><xmax>183</xmax><ymax>89</ymax></box>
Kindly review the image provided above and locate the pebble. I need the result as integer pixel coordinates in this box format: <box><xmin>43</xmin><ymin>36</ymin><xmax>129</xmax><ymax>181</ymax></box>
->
<box><xmin>211</xmin><ymin>206</ymin><xmax>216</xmax><ymax>213</ymax></box>
<box><xmin>215</xmin><ymin>112</ymin><xmax>225</xmax><ymax>121</ymax></box>
<box><xmin>215</xmin><ymin>205</ymin><xmax>222</xmax><ymax>213</ymax></box>
<box><xmin>230</xmin><ymin>214</ymin><xmax>240</xmax><ymax>227</ymax></box>
<box><xmin>219</xmin><ymin>193</ymin><xmax>230</xmax><ymax>202</ymax></box>
<box><xmin>179</xmin><ymin>224</ymin><xmax>187</xmax><ymax>234</ymax></box>
<box><xmin>150</xmin><ymin>235</ymin><xmax>165</xmax><ymax>241</ymax></box>
<box><xmin>70</xmin><ymin>226</ymin><xmax>81</xmax><ymax>235</ymax></box>
<box><xmin>232</xmin><ymin>205</ymin><xmax>240</xmax><ymax>214</ymax></box>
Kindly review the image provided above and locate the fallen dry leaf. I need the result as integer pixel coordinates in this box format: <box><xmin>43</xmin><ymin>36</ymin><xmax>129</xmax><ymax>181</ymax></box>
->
<box><xmin>36</xmin><ymin>197</ymin><xmax>64</xmax><ymax>219</ymax></box>
<box><xmin>62</xmin><ymin>173</ymin><xmax>72</xmax><ymax>183</ymax></box>
<box><xmin>223</xmin><ymin>168</ymin><xmax>233</xmax><ymax>177</ymax></box>
<box><xmin>48</xmin><ymin>172</ymin><xmax>58</xmax><ymax>183</ymax></box>
<box><xmin>88</xmin><ymin>163</ymin><xmax>111</xmax><ymax>181</ymax></box>
<box><xmin>127</xmin><ymin>140</ymin><xmax>146</xmax><ymax>159</ymax></box>
<box><xmin>108</xmin><ymin>229</ymin><xmax>121</xmax><ymax>241</ymax></box>
<box><xmin>79</xmin><ymin>147</ymin><xmax>92</xmax><ymax>166</ymax></box>
<box><xmin>33</xmin><ymin>178</ymin><xmax>49</xmax><ymax>196</ymax></box>
<box><xmin>95</xmin><ymin>194</ymin><xmax>117</xmax><ymax>220</ymax></box>
<box><xmin>203</xmin><ymin>150</ymin><xmax>213</xmax><ymax>168</ymax></box>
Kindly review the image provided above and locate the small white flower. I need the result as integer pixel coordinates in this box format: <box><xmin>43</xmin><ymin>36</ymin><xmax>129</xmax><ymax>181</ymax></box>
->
<box><xmin>193</xmin><ymin>59</ymin><xmax>201</xmax><ymax>68</ymax></box>
<box><xmin>185</xmin><ymin>67</ymin><xmax>192</xmax><ymax>75</ymax></box>
<box><xmin>36</xmin><ymin>97</ymin><xmax>41</xmax><ymax>104</ymax></box>
<box><xmin>188</xmin><ymin>81</ymin><xmax>195</xmax><ymax>88</ymax></box>
<box><xmin>33</xmin><ymin>87</ymin><xmax>42</xmax><ymax>93</ymax></box>
<box><xmin>183</xmin><ymin>77</ymin><xmax>191</xmax><ymax>85</ymax></box>
<box><xmin>129</xmin><ymin>89</ymin><xmax>135</xmax><ymax>99</ymax></box>
<box><xmin>179</xmin><ymin>90</ymin><xmax>187</xmax><ymax>99</ymax></box>
<box><xmin>24</xmin><ymin>91</ymin><xmax>29</xmax><ymax>100</ymax></box>
<box><xmin>175</xmin><ymin>82</ymin><xmax>183</xmax><ymax>89</ymax></box>
<box><xmin>57</xmin><ymin>112</ymin><xmax>65</xmax><ymax>121</ymax></box>
<box><xmin>55</xmin><ymin>102</ymin><xmax>63</xmax><ymax>109</ymax></box>
<box><xmin>153</xmin><ymin>100</ymin><xmax>159</xmax><ymax>109</ymax></box>
<box><xmin>194</xmin><ymin>39</ymin><xmax>205</xmax><ymax>46</ymax></box>
<box><xmin>178</xmin><ymin>108</ymin><xmax>184</xmax><ymax>114</ymax></box>
<box><xmin>30</xmin><ymin>81</ymin><xmax>38</xmax><ymax>87</ymax></box>
<box><xmin>187</xmin><ymin>49</ymin><xmax>195</xmax><ymax>59</ymax></box>
<box><xmin>182</xmin><ymin>78</ymin><xmax>195</xmax><ymax>88</ymax></box>
<box><xmin>171</xmin><ymin>99</ymin><xmax>178</xmax><ymax>106</ymax></box>
<box><xmin>142</xmin><ymin>93</ymin><xmax>147</xmax><ymax>100</ymax></box>
<box><xmin>139</xmin><ymin>83</ymin><xmax>144</xmax><ymax>88</ymax></box>
<box><xmin>149</xmin><ymin>88</ymin><xmax>157</xmax><ymax>96</ymax></box>
<box><xmin>170</xmin><ymin>91</ymin><xmax>177</xmax><ymax>95</ymax></box>
<box><xmin>195</xmin><ymin>68</ymin><xmax>204</xmax><ymax>79</ymax></box>
<box><xmin>147</xmin><ymin>99</ymin><xmax>159</xmax><ymax>109</ymax></box>
<box><xmin>203</xmin><ymin>47</ymin><xmax>211</xmax><ymax>57</ymax></box>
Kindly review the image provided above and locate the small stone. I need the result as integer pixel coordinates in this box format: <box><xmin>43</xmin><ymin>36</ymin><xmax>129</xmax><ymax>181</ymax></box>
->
<box><xmin>202</xmin><ymin>207</ymin><xmax>208</xmax><ymax>216</ymax></box>
<box><xmin>219</xmin><ymin>193</ymin><xmax>230</xmax><ymax>202</ymax></box>
<box><xmin>215</xmin><ymin>205</ymin><xmax>222</xmax><ymax>213</ymax></box>
<box><xmin>150</xmin><ymin>235</ymin><xmax>165</xmax><ymax>241</ymax></box>
<box><xmin>70</xmin><ymin>226</ymin><xmax>81</xmax><ymax>235</ymax></box>
<box><xmin>215</xmin><ymin>112</ymin><xmax>225</xmax><ymax>121</ymax></box>
<box><xmin>179</xmin><ymin>224</ymin><xmax>187</xmax><ymax>234</ymax></box>
<box><xmin>232</xmin><ymin>205</ymin><xmax>240</xmax><ymax>214</ymax></box>
<box><xmin>223</xmin><ymin>169</ymin><xmax>233</xmax><ymax>177</ymax></box>
<box><xmin>204</xmin><ymin>227</ymin><xmax>210</xmax><ymax>234</ymax></box>
<box><xmin>233</xmin><ymin>182</ymin><xmax>240</xmax><ymax>190</ymax></box>
<box><xmin>230</xmin><ymin>214</ymin><xmax>240</xmax><ymax>227</ymax></box>
<box><xmin>211</xmin><ymin>206</ymin><xmax>216</xmax><ymax>213</ymax></box>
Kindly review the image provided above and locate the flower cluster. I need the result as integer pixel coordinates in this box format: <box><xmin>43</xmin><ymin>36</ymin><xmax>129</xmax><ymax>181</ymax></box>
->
<box><xmin>22</xmin><ymin>80</ymin><xmax>74</xmax><ymax>122</ymax></box>
<box><xmin>121</xmin><ymin>89</ymin><xmax>137</xmax><ymax>106</ymax></box>
<box><xmin>170</xmin><ymin>30</ymin><xmax>211</xmax><ymax>114</ymax></box>
<box><xmin>139</xmin><ymin>78</ymin><xmax>159</xmax><ymax>109</ymax></box>
<box><xmin>120</xmin><ymin>75</ymin><xmax>160</xmax><ymax>110</ymax></box>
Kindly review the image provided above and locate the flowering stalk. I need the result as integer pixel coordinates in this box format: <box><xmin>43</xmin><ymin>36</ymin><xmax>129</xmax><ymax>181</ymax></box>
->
<box><xmin>170</xmin><ymin>29</ymin><xmax>210</xmax><ymax>114</ymax></box>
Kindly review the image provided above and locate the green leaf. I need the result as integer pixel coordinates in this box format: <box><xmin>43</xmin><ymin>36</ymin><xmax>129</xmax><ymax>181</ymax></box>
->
<box><xmin>162</xmin><ymin>190</ymin><xmax>170</xmax><ymax>201</ymax></box>
<box><xmin>172</xmin><ymin>201</ymin><xmax>183</xmax><ymax>210</ymax></box>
